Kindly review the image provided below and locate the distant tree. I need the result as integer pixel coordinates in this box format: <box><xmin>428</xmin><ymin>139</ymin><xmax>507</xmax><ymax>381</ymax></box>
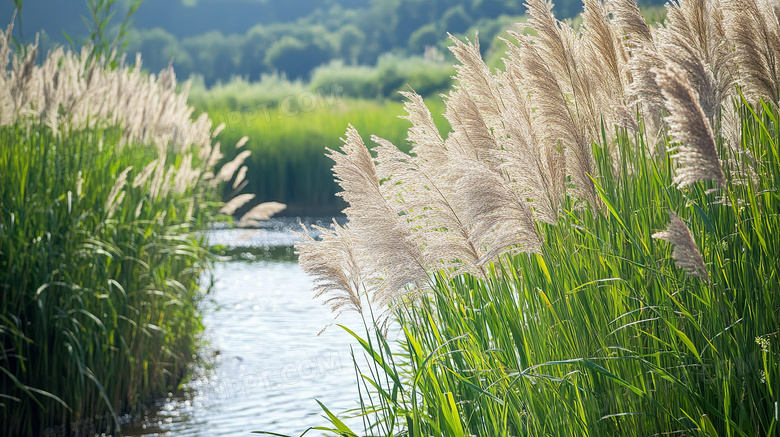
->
<box><xmin>337</xmin><ymin>24</ymin><xmax>365</xmax><ymax>64</ymax></box>
<box><xmin>126</xmin><ymin>27</ymin><xmax>180</xmax><ymax>71</ymax></box>
<box><xmin>264</xmin><ymin>36</ymin><xmax>334</xmax><ymax>79</ymax></box>
<box><xmin>441</xmin><ymin>5</ymin><xmax>471</xmax><ymax>34</ymax></box>
<box><xmin>471</xmin><ymin>0</ymin><xmax>518</xmax><ymax>18</ymax></box>
<box><xmin>239</xmin><ymin>25</ymin><xmax>271</xmax><ymax>80</ymax></box>
<box><xmin>181</xmin><ymin>31</ymin><xmax>241</xmax><ymax>85</ymax></box>
<box><xmin>409</xmin><ymin>23</ymin><xmax>440</xmax><ymax>53</ymax></box>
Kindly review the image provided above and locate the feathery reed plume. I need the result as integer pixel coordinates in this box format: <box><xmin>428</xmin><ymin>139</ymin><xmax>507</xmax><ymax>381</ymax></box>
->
<box><xmin>215</xmin><ymin>150</ymin><xmax>252</xmax><ymax>183</ymax></box>
<box><xmin>405</xmin><ymin>85</ymin><xmax>543</xmax><ymax>262</ymax></box>
<box><xmin>132</xmin><ymin>160</ymin><xmax>158</xmax><ymax>188</ymax></box>
<box><xmin>722</xmin><ymin>0</ymin><xmax>780</xmax><ymax>104</ymax></box>
<box><xmin>106</xmin><ymin>167</ymin><xmax>133</xmax><ymax>218</ymax></box>
<box><xmin>515</xmin><ymin>35</ymin><xmax>598</xmax><ymax>207</ymax></box>
<box><xmin>173</xmin><ymin>154</ymin><xmax>201</xmax><ymax>195</ymax></box>
<box><xmin>443</xmin><ymin>89</ymin><xmax>502</xmax><ymax>170</ymax></box>
<box><xmin>607</xmin><ymin>0</ymin><xmax>654</xmax><ymax>48</ymax></box>
<box><xmin>219</xmin><ymin>194</ymin><xmax>255</xmax><ymax>216</ymax></box>
<box><xmin>449</xmin><ymin>33</ymin><xmax>567</xmax><ymax>220</ymax></box>
<box><xmin>328</xmin><ymin>126</ymin><xmax>428</xmax><ymax>306</ymax></box>
<box><xmin>582</xmin><ymin>0</ymin><xmax>629</xmax><ymax>104</ymax></box>
<box><xmin>399</xmin><ymin>91</ymin><xmax>449</xmax><ymax>167</ymax></box>
<box><xmin>721</xmin><ymin>99</ymin><xmax>759</xmax><ymax>187</ymax></box>
<box><xmin>373</xmin><ymin>135</ymin><xmax>485</xmax><ymax>278</ymax></box>
<box><xmin>655</xmin><ymin>64</ymin><xmax>725</xmax><ymax>188</ymax></box>
<box><xmin>609</xmin><ymin>0</ymin><xmax>665</xmax><ymax>131</ymax></box>
<box><xmin>206</xmin><ymin>142</ymin><xmax>223</xmax><ymax>170</ymax></box>
<box><xmin>233</xmin><ymin>166</ymin><xmax>248</xmax><ymax>190</ymax></box>
<box><xmin>447</xmin><ymin>35</ymin><xmax>506</xmax><ymax>131</ymax></box>
<box><xmin>523</xmin><ymin>0</ymin><xmax>603</xmax><ymax>136</ymax></box>
<box><xmin>624</xmin><ymin>34</ymin><xmax>666</xmax><ymax>114</ymax></box>
<box><xmin>653</xmin><ymin>212</ymin><xmax>709</xmax><ymax>282</ymax></box>
<box><xmin>496</xmin><ymin>58</ymin><xmax>565</xmax><ymax>223</ymax></box>
<box><xmin>580</xmin><ymin>0</ymin><xmax>639</xmax><ymax>136</ymax></box>
<box><xmin>235</xmin><ymin>136</ymin><xmax>249</xmax><ymax>149</ymax></box>
<box><xmin>655</xmin><ymin>0</ymin><xmax>734</xmax><ymax>121</ymax></box>
<box><xmin>237</xmin><ymin>202</ymin><xmax>287</xmax><ymax>227</ymax></box>
<box><xmin>158</xmin><ymin>165</ymin><xmax>176</xmax><ymax>200</ymax></box>
<box><xmin>452</xmin><ymin>157</ymin><xmax>543</xmax><ymax>264</ymax></box>
<box><xmin>296</xmin><ymin>220</ymin><xmax>365</xmax><ymax>317</ymax></box>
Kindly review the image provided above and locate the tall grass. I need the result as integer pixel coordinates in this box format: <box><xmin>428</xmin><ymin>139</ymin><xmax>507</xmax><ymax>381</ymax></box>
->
<box><xmin>293</xmin><ymin>0</ymin><xmax>780</xmax><ymax>435</ymax></box>
<box><xmin>0</xmin><ymin>22</ymin><xmax>263</xmax><ymax>435</ymax></box>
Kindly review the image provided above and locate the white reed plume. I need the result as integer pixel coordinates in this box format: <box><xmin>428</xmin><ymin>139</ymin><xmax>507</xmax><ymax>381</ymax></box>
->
<box><xmin>232</xmin><ymin>166</ymin><xmax>248</xmax><ymax>190</ymax></box>
<box><xmin>443</xmin><ymin>89</ymin><xmax>502</xmax><ymax>170</ymax></box>
<box><xmin>514</xmin><ymin>35</ymin><xmax>598</xmax><ymax>207</ymax></box>
<box><xmin>173</xmin><ymin>154</ymin><xmax>202</xmax><ymax>195</ymax></box>
<box><xmin>132</xmin><ymin>160</ymin><xmax>158</xmax><ymax>189</ymax></box>
<box><xmin>296</xmin><ymin>220</ymin><xmax>366</xmax><ymax>317</ymax></box>
<box><xmin>106</xmin><ymin>167</ymin><xmax>133</xmax><ymax>219</ymax></box>
<box><xmin>447</xmin><ymin>35</ymin><xmax>506</xmax><ymax>132</ymax></box>
<box><xmin>219</xmin><ymin>194</ymin><xmax>256</xmax><ymax>216</ymax></box>
<box><xmin>215</xmin><ymin>150</ymin><xmax>252</xmax><ymax>183</ymax></box>
<box><xmin>581</xmin><ymin>0</ymin><xmax>637</xmax><ymax>133</ymax></box>
<box><xmin>430</xmin><ymin>88</ymin><xmax>544</xmax><ymax>262</ymax></box>
<box><xmin>235</xmin><ymin>136</ymin><xmax>249</xmax><ymax>149</ymax></box>
<box><xmin>237</xmin><ymin>202</ymin><xmax>287</xmax><ymax>227</ymax></box>
<box><xmin>373</xmin><ymin>134</ymin><xmax>485</xmax><ymax>279</ymax></box>
<box><xmin>722</xmin><ymin>0</ymin><xmax>780</xmax><ymax>105</ymax></box>
<box><xmin>607</xmin><ymin>0</ymin><xmax>654</xmax><ymax>48</ymax></box>
<box><xmin>653</xmin><ymin>212</ymin><xmax>710</xmax><ymax>282</ymax></box>
<box><xmin>495</xmin><ymin>62</ymin><xmax>565</xmax><ymax>224</ymax></box>
<box><xmin>328</xmin><ymin>126</ymin><xmax>428</xmax><ymax>307</ymax></box>
<box><xmin>655</xmin><ymin>63</ymin><xmax>725</xmax><ymax>188</ymax></box>
<box><xmin>522</xmin><ymin>0</ymin><xmax>603</xmax><ymax>137</ymax></box>
<box><xmin>452</xmin><ymin>156</ymin><xmax>543</xmax><ymax>265</ymax></box>
<box><xmin>399</xmin><ymin>91</ymin><xmax>448</xmax><ymax>166</ymax></box>
<box><xmin>654</xmin><ymin>0</ymin><xmax>735</xmax><ymax>121</ymax></box>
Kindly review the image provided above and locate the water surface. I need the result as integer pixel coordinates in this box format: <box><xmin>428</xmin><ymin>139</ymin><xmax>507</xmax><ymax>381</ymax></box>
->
<box><xmin>124</xmin><ymin>219</ymin><xmax>366</xmax><ymax>436</ymax></box>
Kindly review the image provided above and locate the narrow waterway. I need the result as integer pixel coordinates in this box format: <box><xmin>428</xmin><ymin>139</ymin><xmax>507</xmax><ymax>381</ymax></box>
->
<box><xmin>123</xmin><ymin>218</ymin><xmax>367</xmax><ymax>436</ymax></box>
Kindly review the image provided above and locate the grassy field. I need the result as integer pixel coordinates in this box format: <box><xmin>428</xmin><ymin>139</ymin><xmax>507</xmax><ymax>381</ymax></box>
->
<box><xmin>205</xmin><ymin>98</ymin><xmax>450</xmax><ymax>216</ymax></box>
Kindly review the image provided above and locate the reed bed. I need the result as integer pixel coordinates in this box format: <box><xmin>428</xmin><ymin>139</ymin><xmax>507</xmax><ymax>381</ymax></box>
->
<box><xmin>294</xmin><ymin>0</ymin><xmax>780</xmax><ymax>435</ymax></box>
<box><xmin>0</xmin><ymin>20</ymin><xmax>268</xmax><ymax>435</ymax></box>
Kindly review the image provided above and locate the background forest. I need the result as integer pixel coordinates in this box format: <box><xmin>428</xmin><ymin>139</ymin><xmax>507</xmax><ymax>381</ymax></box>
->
<box><xmin>6</xmin><ymin>0</ymin><xmax>664</xmax><ymax>84</ymax></box>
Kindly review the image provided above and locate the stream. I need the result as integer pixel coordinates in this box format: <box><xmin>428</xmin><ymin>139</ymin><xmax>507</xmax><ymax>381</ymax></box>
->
<box><xmin>122</xmin><ymin>218</ymin><xmax>367</xmax><ymax>436</ymax></box>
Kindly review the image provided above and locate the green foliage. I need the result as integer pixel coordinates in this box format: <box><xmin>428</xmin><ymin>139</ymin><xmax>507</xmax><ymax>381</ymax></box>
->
<box><xmin>409</xmin><ymin>23</ymin><xmax>440</xmax><ymax>53</ymax></box>
<box><xmin>264</xmin><ymin>36</ymin><xmax>335</xmax><ymax>80</ymax></box>
<box><xmin>17</xmin><ymin>0</ymin><xmax>668</xmax><ymax>85</ymax></box>
<box><xmin>82</xmin><ymin>0</ymin><xmax>143</xmax><ymax>64</ymax></box>
<box><xmin>441</xmin><ymin>6</ymin><xmax>472</xmax><ymax>34</ymax></box>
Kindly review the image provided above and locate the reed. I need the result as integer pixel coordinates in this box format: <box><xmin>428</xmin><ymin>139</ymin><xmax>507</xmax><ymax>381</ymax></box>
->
<box><xmin>0</xmin><ymin>19</ymin><xmax>274</xmax><ymax>435</ymax></box>
<box><xmin>293</xmin><ymin>0</ymin><xmax>780</xmax><ymax>435</ymax></box>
